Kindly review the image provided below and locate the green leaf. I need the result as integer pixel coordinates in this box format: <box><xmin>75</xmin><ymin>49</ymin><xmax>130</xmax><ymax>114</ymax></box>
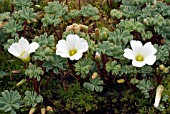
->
<box><xmin>108</xmin><ymin>29</ymin><xmax>133</xmax><ymax>48</ymax></box>
<box><xmin>106</xmin><ymin>61</ymin><xmax>121</xmax><ymax>75</ymax></box>
<box><xmin>0</xmin><ymin>90</ymin><xmax>22</xmax><ymax>113</ymax></box>
<box><xmin>80</xmin><ymin>4</ymin><xmax>99</xmax><ymax>17</ymax></box>
<box><xmin>84</xmin><ymin>76</ymin><xmax>104</xmax><ymax>92</ymax></box>
<box><xmin>0</xmin><ymin>70</ymin><xmax>7</xmax><ymax>78</ymax></box>
<box><xmin>74</xmin><ymin>58</ymin><xmax>94</xmax><ymax>79</ymax></box>
<box><xmin>136</xmin><ymin>79</ymin><xmax>153</xmax><ymax>98</ymax></box>
<box><xmin>13</xmin><ymin>0</ymin><xmax>33</xmax><ymax>10</ymax></box>
<box><xmin>25</xmin><ymin>64</ymin><xmax>44</xmax><ymax>81</ymax></box>
<box><xmin>24</xmin><ymin>91</ymin><xmax>43</xmax><ymax>107</ymax></box>
<box><xmin>42</xmin><ymin>54</ymin><xmax>68</xmax><ymax>74</ymax></box>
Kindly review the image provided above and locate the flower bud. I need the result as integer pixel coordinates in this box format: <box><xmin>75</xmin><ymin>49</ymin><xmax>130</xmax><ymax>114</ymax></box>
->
<box><xmin>29</xmin><ymin>107</ymin><xmax>36</xmax><ymax>114</ymax></box>
<box><xmin>154</xmin><ymin>85</ymin><xmax>164</xmax><ymax>108</ymax></box>
<box><xmin>66</xmin><ymin>25</ymin><xmax>73</xmax><ymax>32</ymax></box>
<box><xmin>16</xmin><ymin>79</ymin><xmax>26</xmax><ymax>87</ymax></box>
<box><xmin>95</xmin><ymin>28</ymin><xmax>100</xmax><ymax>39</ymax></box>
<box><xmin>117</xmin><ymin>79</ymin><xmax>125</xmax><ymax>83</ymax></box>
<box><xmin>95</xmin><ymin>52</ymin><xmax>101</xmax><ymax>61</ymax></box>
<box><xmin>92</xmin><ymin>72</ymin><xmax>98</xmax><ymax>79</ymax></box>
<box><xmin>79</xmin><ymin>24</ymin><xmax>88</xmax><ymax>30</ymax></box>
<box><xmin>72</xmin><ymin>23</ymin><xmax>80</xmax><ymax>33</ymax></box>
<box><xmin>33</xmin><ymin>18</ymin><xmax>38</xmax><ymax>23</ymax></box>
<box><xmin>163</xmin><ymin>68</ymin><xmax>169</xmax><ymax>73</ymax></box>
<box><xmin>102</xmin><ymin>32</ymin><xmax>108</xmax><ymax>40</ymax></box>
<box><xmin>12</xmin><ymin>70</ymin><xmax>21</xmax><ymax>74</ymax></box>
<box><xmin>159</xmin><ymin>64</ymin><xmax>165</xmax><ymax>71</ymax></box>
<box><xmin>46</xmin><ymin>106</ymin><xmax>53</xmax><ymax>112</ymax></box>
<box><xmin>41</xmin><ymin>108</ymin><xmax>46</xmax><ymax>114</ymax></box>
<box><xmin>143</xmin><ymin>19</ymin><xmax>148</xmax><ymax>25</ymax></box>
<box><xmin>27</xmin><ymin>20</ymin><xmax>31</xmax><ymax>24</ymax></box>
<box><xmin>161</xmin><ymin>39</ymin><xmax>166</xmax><ymax>44</ymax></box>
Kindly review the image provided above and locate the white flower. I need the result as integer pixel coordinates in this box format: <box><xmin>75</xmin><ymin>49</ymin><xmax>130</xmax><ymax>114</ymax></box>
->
<box><xmin>123</xmin><ymin>40</ymin><xmax>157</xmax><ymax>67</ymax></box>
<box><xmin>56</xmin><ymin>34</ymin><xmax>88</xmax><ymax>60</ymax></box>
<box><xmin>154</xmin><ymin>85</ymin><xmax>164</xmax><ymax>108</ymax></box>
<box><xmin>8</xmin><ymin>37</ymin><xmax>39</xmax><ymax>63</ymax></box>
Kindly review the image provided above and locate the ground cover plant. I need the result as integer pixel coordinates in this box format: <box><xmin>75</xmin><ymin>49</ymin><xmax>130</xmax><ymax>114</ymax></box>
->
<box><xmin>0</xmin><ymin>0</ymin><xmax>170</xmax><ymax>113</ymax></box>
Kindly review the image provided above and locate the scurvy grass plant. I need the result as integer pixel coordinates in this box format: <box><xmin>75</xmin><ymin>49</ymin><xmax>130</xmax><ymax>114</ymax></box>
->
<box><xmin>0</xmin><ymin>0</ymin><xmax>170</xmax><ymax>113</ymax></box>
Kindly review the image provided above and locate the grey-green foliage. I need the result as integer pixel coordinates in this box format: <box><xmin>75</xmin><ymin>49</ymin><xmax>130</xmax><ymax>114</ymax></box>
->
<box><xmin>118</xmin><ymin>0</ymin><xmax>170</xmax><ymax>39</ymax></box>
<box><xmin>33</xmin><ymin>33</ymin><xmax>55</xmax><ymax>47</ymax></box>
<box><xmin>25</xmin><ymin>64</ymin><xmax>44</xmax><ymax>81</ymax></box>
<box><xmin>136</xmin><ymin>79</ymin><xmax>153</xmax><ymax>98</ymax></box>
<box><xmin>138</xmin><ymin>66</ymin><xmax>154</xmax><ymax>77</ymax></box>
<box><xmin>14</xmin><ymin>7</ymin><xmax>36</xmax><ymax>22</ymax></box>
<box><xmin>13</xmin><ymin>0</ymin><xmax>33</xmax><ymax>10</ymax></box>
<box><xmin>0</xmin><ymin>12</ymin><xmax>11</xmax><ymax>21</ymax></box>
<box><xmin>154</xmin><ymin>44</ymin><xmax>169</xmax><ymax>62</ymax></box>
<box><xmin>80</xmin><ymin>4</ymin><xmax>99</xmax><ymax>20</ymax></box>
<box><xmin>74</xmin><ymin>58</ymin><xmax>94</xmax><ymax>79</ymax></box>
<box><xmin>33</xmin><ymin>47</ymin><xmax>53</xmax><ymax>61</ymax></box>
<box><xmin>120</xmin><ymin>6</ymin><xmax>140</xmax><ymax>18</ymax></box>
<box><xmin>122</xmin><ymin>0</ymin><xmax>153</xmax><ymax>6</ymax></box>
<box><xmin>42</xmin><ymin>1</ymin><xmax>68</xmax><ymax>27</ymax></box>
<box><xmin>117</xmin><ymin>19</ymin><xmax>145</xmax><ymax>33</ymax></box>
<box><xmin>120</xmin><ymin>65</ymin><xmax>137</xmax><ymax>75</ymax></box>
<box><xmin>83</xmin><ymin>76</ymin><xmax>104</xmax><ymax>92</ymax></box>
<box><xmin>2</xmin><ymin>19</ymin><xmax>22</xmax><ymax>37</ymax></box>
<box><xmin>154</xmin><ymin>19</ymin><xmax>170</xmax><ymax>39</ymax></box>
<box><xmin>24</xmin><ymin>91</ymin><xmax>43</xmax><ymax>107</ymax></box>
<box><xmin>156</xmin><ymin>2</ymin><xmax>170</xmax><ymax>17</ymax></box>
<box><xmin>108</xmin><ymin>29</ymin><xmax>133</xmax><ymax>48</ymax></box>
<box><xmin>68</xmin><ymin>9</ymin><xmax>81</xmax><ymax>18</ymax></box>
<box><xmin>106</xmin><ymin>61</ymin><xmax>121</xmax><ymax>75</ymax></box>
<box><xmin>110</xmin><ymin>9</ymin><xmax>123</xmax><ymax>19</ymax></box>
<box><xmin>96</xmin><ymin>41</ymin><xmax>123</xmax><ymax>58</ymax></box>
<box><xmin>0</xmin><ymin>90</ymin><xmax>23</xmax><ymax>114</ymax></box>
<box><xmin>42</xmin><ymin>54</ymin><xmax>68</xmax><ymax>74</ymax></box>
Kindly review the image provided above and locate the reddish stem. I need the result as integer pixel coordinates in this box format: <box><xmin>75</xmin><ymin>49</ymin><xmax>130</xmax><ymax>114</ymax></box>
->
<box><xmin>23</xmin><ymin>20</ymin><xmax>27</xmax><ymax>37</ymax></box>
<box><xmin>78</xmin><ymin>0</ymin><xmax>81</xmax><ymax>10</ymax></box>
<box><xmin>33</xmin><ymin>78</ymin><xmax>39</xmax><ymax>93</ymax></box>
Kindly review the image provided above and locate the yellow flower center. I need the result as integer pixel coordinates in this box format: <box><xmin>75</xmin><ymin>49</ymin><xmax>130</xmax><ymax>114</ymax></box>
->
<box><xmin>136</xmin><ymin>55</ymin><xmax>144</xmax><ymax>62</ymax></box>
<box><xmin>69</xmin><ymin>49</ymin><xmax>77</xmax><ymax>56</ymax></box>
<box><xmin>20</xmin><ymin>51</ymin><xmax>30</xmax><ymax>63</ymax></box>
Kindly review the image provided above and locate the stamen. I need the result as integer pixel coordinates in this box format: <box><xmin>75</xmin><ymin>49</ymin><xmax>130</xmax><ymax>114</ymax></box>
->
<box><xmin>69</xmin><ymin>49</ymin><xmax>77</xmax><ymax>56</ymax></box>
<box><xmin>136</xmin><ymin>55</ymin><xmax>144</xmax><ymax>62</ymax></box>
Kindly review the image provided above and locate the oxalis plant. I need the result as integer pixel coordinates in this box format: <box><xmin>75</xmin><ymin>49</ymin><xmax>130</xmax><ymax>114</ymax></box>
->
<box><xmin>0</xmin><ymin>0</ymin><xmax>170</xmax><ymax>113</ymax></box>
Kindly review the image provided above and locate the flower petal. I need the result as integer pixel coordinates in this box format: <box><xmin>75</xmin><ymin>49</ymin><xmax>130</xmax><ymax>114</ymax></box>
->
<box><xmin>75</xmin><ymin>38</ymin><xmax>88</xmax><ymax>52</ymax></box>
<box><xmin>132</xmin><ymin>60</ymin><xmax>146</xmax><ymax>67</ymax></box>
<box><xmin>8</xmin><ymin>43</ymin><xmax>22</xmax><ymax>57</ymax></box>
<box><xmin>56</xmin><ymin>50</ymin><xmax>70</xmax><ymax>58</ymax></box>
<box><xmin>130</xmin><ymin>40</ymin><xmax>143</xmax><ymax>54</ymax></box>
<box><xmin>69</xmin><ymin>51</ymin><xmax>83</xmax><ymax>60</ymax></box>
<box><xmin>123</xmin><ymin>49</ymin><xmax>135</xmax><ymax>60</ymax></box>
<box><xmin>144</xmin><ymin>55</ymin><xmax>156</xmax><ymax>65</ymax></box>
<box><xmin>66</xmin><ymin>34</ymin><xmax>79</xmax><ymax>49</ymax></box>
<box><xmin>56</xmin><ymin>40</ymin><xmax>68</xmax><ymax>53</ymax></box>
<box><xmin>141</xmin><ymin>42</ymin><xmax>157</xmax><ymax>56</ymax></box>
<box><xmin>28</xmin><ymin>42</ymin><xmax>39</xmax><ymax>53</ymax></box>
<box><xmin>18</xmin><ymin>37</ymin><xmax>29</xmax><ymax>52</ymax></box>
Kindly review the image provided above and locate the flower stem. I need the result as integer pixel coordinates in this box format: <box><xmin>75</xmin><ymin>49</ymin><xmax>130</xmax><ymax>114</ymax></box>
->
<box><xmin>78</xmin><ymin>0</ymin><xmax>81</xmax><ymax>10</ymax></box>
<box><xmin>52</xmin><ymin>25</ymin><xmax>59</xmax><ymax>46</ymax></box>
<box><xmin>123</xmin><ymin>74</ymin><xmax>135</xmax><ymax>91</ymax></box>
<box><xmin>23</xmin><ymin>20</ymin><xmax>27</xmax><ymax>37</ymax></box>
<box><xmin>33</xmin><ymin>78</ymin><xmax>39</xmax><ymax>93</ymax></box>
<box><xmin>58</xmin><ymin>24</ymin><xmax>63</xmax><ymax>40</ymax></box>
